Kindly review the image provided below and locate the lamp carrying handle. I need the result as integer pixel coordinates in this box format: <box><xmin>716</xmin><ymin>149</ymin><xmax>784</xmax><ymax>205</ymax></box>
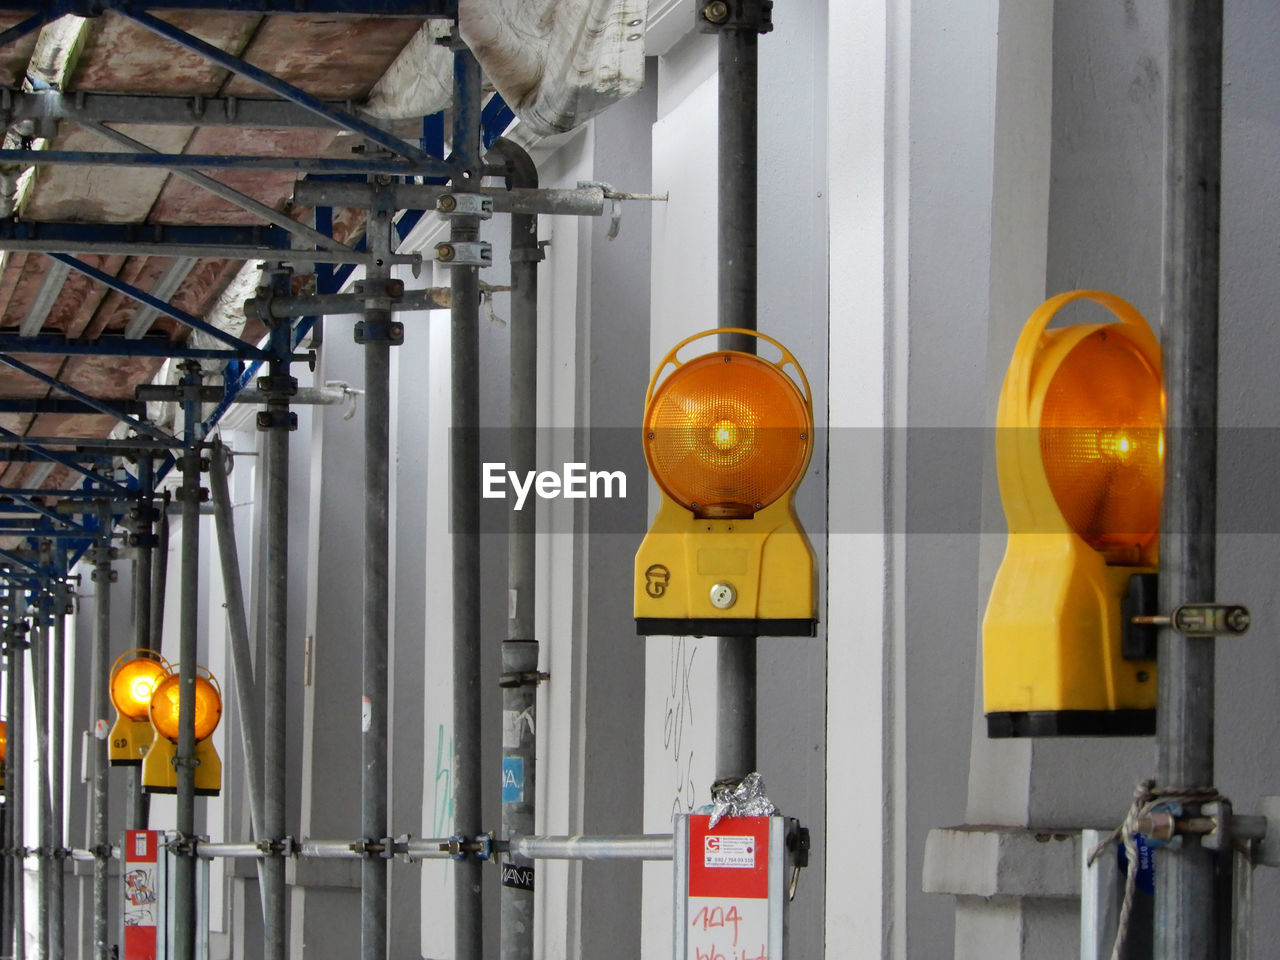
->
<box><xmin>643</xmin><ymin>327</ymin><xmax>813</xmax><ymax>411</ymax></box>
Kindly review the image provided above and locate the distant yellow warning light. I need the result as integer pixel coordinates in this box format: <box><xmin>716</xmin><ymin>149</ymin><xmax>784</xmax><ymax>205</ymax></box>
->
<box><xmin>109</xmin><ymin>650</ymin><xmax>170</xmax><ymax>766</ymax></box>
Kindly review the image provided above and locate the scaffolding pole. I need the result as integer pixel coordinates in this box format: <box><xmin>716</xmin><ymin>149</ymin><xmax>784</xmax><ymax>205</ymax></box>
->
<box><xmin>1155</xmin><ymin>0</ymin><xmax>1224</xmax><ymax>954</ymax></box>
<box><xmin>32</xmin><ymin>607</ymin><xmax>51</xmax><ymax>960</ymax></box>
<box><xmin>125</xmin><ymin>457</ymin><xmax>154</xmax><ymax>832</ymax></box>
<box><xmin>360</xmin><ymin>188</ymin><xmax>394</xmax><ymax>960</ymax></box>
<box><xmin>711</xmin><ymin>0</ymin><xmax>770</xmax><ymax>782</ymax></box>
<box><xmin>174</xmin><ymin>363</ymin><xmax>203</xmax><ymax>960</ymax></box>
<box><xmin>89</xmin><ymin>521</ymin><xmax>113</xmax><ymax>960</ymax></box>
<box><xmin>4</xmin><ymin>585</ymin><xmax>23</xmax><ymax>960</ymax></box>
<box><xmin>451</xmin><ymin>41</ymin><xmax>485</xmax><ymax>960</ymax></box>
<box><xmin>207</xmin><ymin>443</ymin><xmax>270</xmax><ymax>920</ymax></box>
<box><xmin>49</xmin><ymin>595</ymin><xmax>66</xmax><ymax>960</ymax></box>
<box><xmin>262</xmin><ymin>281</ymin><xmax>295</xmax><ymax>960</ymax></box>
<box><xmin>493</xmin><ymin>135</ymin><xmax>540</xmax><ymax>960</ymax></box>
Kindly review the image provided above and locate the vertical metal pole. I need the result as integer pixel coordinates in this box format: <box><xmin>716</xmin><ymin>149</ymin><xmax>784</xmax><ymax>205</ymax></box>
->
<box><xmin>174</xmin><ymin>362</ymin><xmax>203</xmax><ymax>960</ymax></box>
<box><xmin>360</xmin><ymin>191</ymin><xmax>394</xmax><ymax>960</ymax></box>
<box><xmin>150</xmin><ymin>496</ymin><xmax>169</xmax><ymax>651</ymax></box>
<box><xmin>2</xmin><ymin>585</ymin><xmax>16</xmax><ymax>959</ymax></box>
<box><xmin>126</xmin><ymin>457</ymin><xmax>155</xmax><ymax>832</ymax></box>
<box><xmin>712</xmin><ymin>3</ymin><xmax>769</xmax><ymax>781</ymax></box>
<box><xmin>49</xmin><ymin>594</ymin><xmax>65</xmax><ymax>960</ymax></box>
<box><xmin>1155</xmin><ymin>0</ymin><xmax>1223</xmax><ymax>953</ymax></box>
<box><xmin>207</xmin><ymin>443</ymin><xmax>270</xmax><ymax>912</ymax></box>
<box><xmin>89</xmin><ymin>521</ymin><xmax>113</xmax><ymax>960</ymax></box>
<box><xmin>452</xmin><ymin>40</ymin><xmax>485</xmax><ymax>960</ymax></box>
<box><xmin>11</xmin><ymin>597</ymin><xmax>24</xmax><ymax>960</ymax></box>
<box><xmin>493</xmin><ymin>137</ymin><xmax>540</xmax><ymax>960</ymax></box>
<box><xmin>31</xmin><ymin>603</ymin><xmax>50</xmax><ymax>960</ymax></box>
<box><xmin>260</xmin><ymin>297</ymin><xmax>295</xmax><ymax>960</ymax></box>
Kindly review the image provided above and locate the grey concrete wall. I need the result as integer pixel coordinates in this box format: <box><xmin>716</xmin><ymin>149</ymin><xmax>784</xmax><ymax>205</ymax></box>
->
<box><xmin>576</xmin><ymin>57</ymin><xmax>655</xmax><ymax>960</ymax></box>
<box><xmin>905</xmin><ymin>0</ymin><xmax>998</xmax><ymax>951</ymax></box>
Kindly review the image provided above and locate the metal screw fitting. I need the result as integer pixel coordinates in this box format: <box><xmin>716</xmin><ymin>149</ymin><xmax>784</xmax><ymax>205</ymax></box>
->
<box><xmin>709</xmin><ymin>582</ymin><xmax>737</xmax><ymax>610</ymax></box>
<box><xmin>703</xmin><ymin>0</ymin><xmax>729</xmax><ymax>23</ymax></box>
<box><xmin>436</xmin><ymin>243</ymin><xmax>456</xmax><ymax>263</ymax></box>
<box><xmin>437</xmin><ymin>194</ymin><xmax>457</xmax><ymax>213</ymax></box>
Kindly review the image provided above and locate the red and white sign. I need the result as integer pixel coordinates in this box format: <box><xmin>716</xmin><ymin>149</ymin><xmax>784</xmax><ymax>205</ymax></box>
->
<box><xmin>686</xmin><ymin>815</ymin><xmax>771</xmax><ymax>960</ymax></box>
<box><xmin>123</xmin><ymin>830</ymin><xmax>159</xmax><ymax>960</ymax></box>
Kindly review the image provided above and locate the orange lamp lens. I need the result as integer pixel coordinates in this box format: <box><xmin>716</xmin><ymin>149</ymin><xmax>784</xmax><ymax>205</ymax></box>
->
<box><xmin>149</xmin><ymin>673</ymin><xmax>223</xmax><ymax>743</ymax></box>
<box><xmin>111</xmin><ymin>657</ymin><xmax>170</xmax><ymax>722</ymax></box>
<box><xmin>644</xmin><ymin>352</ymin><xmax>809</xmax><ymax>517</ymax></box>
<box><xmin>1039</xmin><ymin>328</ymin><xmax>1164</xmax><ymax>563</ymax></box>
<box><xmin>0</xmin><ymin>719</ymin><xmax>6</xmax><ymax>764</ymax></box>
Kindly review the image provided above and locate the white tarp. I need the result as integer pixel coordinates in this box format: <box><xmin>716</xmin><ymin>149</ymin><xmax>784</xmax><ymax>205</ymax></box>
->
<box><xmin>460</xmin><ymin>0</ymin><xmax>647</xmax><ymax>135</ymax></box>
<box><xmin>366</xmin><ymin>1</ymin><xmax>648</xmax><ymax>137</ymax></box>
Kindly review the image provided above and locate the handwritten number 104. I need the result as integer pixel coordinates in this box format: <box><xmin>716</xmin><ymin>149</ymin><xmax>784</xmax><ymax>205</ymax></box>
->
<box><xmin>691</xmin><ymin>905</ymin><xmax>742</xmax><ymax>945</ymax></box>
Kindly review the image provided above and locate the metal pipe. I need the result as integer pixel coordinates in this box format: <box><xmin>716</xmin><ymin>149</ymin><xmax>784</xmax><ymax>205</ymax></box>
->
<box><xmin>360</xmin><ymin>190</ymin><xmax>394</xmax><ymax>960</ymax></box>
<box><xmin>713</xmin><ymin>5</ymin><xmax>765</xmax><ymax>782</ymax></box>
<box><xmin>137</xmin><ymin>384</ymin><xmax>359</xmax><ymax>406</ymax></box>
<box><xmin>242</xmin><ymin>288</ymin><xmax>450</xmax><ymax>322</ymax></box>
<box><xmin>11</xmin><ymin>603</ymin><xmax>25</xmax><ymax>960</ymax></box>
<box><xmin>49</xmin><ymin>598</ymin><xmax>65</xmax><ymax>960</ymax></box>
<box><xmin>150</xmin><ymin>499</ymin><xmax>169</xmax><ymax>650</ymax></box>
<box><xmin>206</xmin><ymin>442</ymin><xmax>270</xmax><ymax>912</ymax></box>
<box><xmin>451</xmin><ymin>43</ymin><xmax>485</xmax><ymax>960</ymax></box>
<box><xmin>490</xmin><ymin>136</ymin><xmax>540</xmax><ymax>960</ymax></box>
<box><xmin>173</xmin><ymin>365</ymin><xmax>203</xmax><ymax>960</ymax></box>
<box><xmin>292</xmin><ymin>181</ymin><xmax>608</xmax><ymax>217</ymax></box>
<box><xmin>32</xmin><ymin>611</ymin><xmax>51</xmax><ymax>960</ymax></box>
<box><xmin>261</xmin><ymin>299</ymin><xmax>293</xmax><ymax>960</ymax></box>
<box><xmin>301</xmin><ymin>841</ymin><xmax>367</xmax><ymax>861</ymax></box>
<box><xmin>505</xmin><ymin>835</ymin><xmax>675</xmax><ymax>862</ymax></box>
<box><xmin>125</xmin><ymin>458</ymin><xmax>154</xmax><ymax>832</ymax></box>
<box><xmin>83</xmin><ymin>121</ymin><xmax>355</xmax><ymax>255</ymax></box>
<box><xmin>2</xmin><ymin>589</ymin><xmax>17</xmax><ymax>958</ymax></box>
<box><xmin>89</xmin><ymin>527</ymin><xmax>112</xmax><ymax>960</ymax></box>
<box><xmin>1155</xmin><ymin>0</ymin><xmax>1223</xmax><ymax>954</ymax></box>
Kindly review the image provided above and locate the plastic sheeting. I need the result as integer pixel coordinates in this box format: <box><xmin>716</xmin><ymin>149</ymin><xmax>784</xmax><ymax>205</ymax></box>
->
<box><xmin>460</xmin><ymin>0</ymin><xmax>646</xmax><ymax>136</ymax></box>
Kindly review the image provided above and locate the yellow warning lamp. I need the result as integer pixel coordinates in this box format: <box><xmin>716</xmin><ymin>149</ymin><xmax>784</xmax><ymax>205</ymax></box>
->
<box><xmin>141</xmin><ymin>666</ymin><xmax>223</xmax><ymax>796</ymax></box>
<box><xmin>108</xmin><ymin>650</ymin><xmax>171</xmax><ymax>765</ymax></box>
<box><xmin>635</xmin><ymin>328</ymin><xmax>817</xmax><ymax>636</ymax></box>
<box><xmin>983</xmin><ymin>290</ymin><xmax>1164</xmax><ymax>737</ymax></box>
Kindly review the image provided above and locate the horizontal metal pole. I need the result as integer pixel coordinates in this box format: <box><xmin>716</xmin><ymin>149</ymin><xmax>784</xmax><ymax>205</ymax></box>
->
<box><xmin>0</xmin><ymin>334</ymin><xmax>287</xmax><ymax>362</ymax></box>
<box><xmin>0</xmin><ymin>148</ymin><xmax>452</xmax><ymax>177</ymax></box>
<box><xmin>0</xmin><ymin>397</ymin><xmax>145</xmax><ymax>417</ymax></box>
<box><xmin>1</xmin><ymin>488</ymin><xmax>142</xmax><ymax>499</ymax></box>
<box><xmin>0</xmin><ymin>236</ymin><xmax>415</xmax><ymax>265</ymax></box>
<box><xmin>137</xmin><ymin>384</ymin><xmax>350</xmax><ymax>406</ymax></box>
<box><xmin>0</xmin><ymin>218</ymin><xmax>416</xmax><ymax>265</ymax></box>
<box><xmin>293</xmin><ymin>182</ymin><xmax>608</xmax><ymax>217</ymax></box>
<box><xmin>297</xmin><ymin>841</ymin><xmax>364</xmax><ymax>860</ymax></box>
<box><xmin>0</xmin><ymin>91</ymin><xmax>398</xmax><ymax>131</ymax></box>
<box><xmin>505</xmin><ymin>835</ymin><xmax>674</xmax><ymax>861</ymax></box>
<box><xmin>193</xmin><ymin>843</ymin><xmax>262</xmax><ymax>860</ymax></box>
<box><xmin>0</xmin><ymin>436</ymin><xmax>181</xmax><ymax>451</ymax></box>
<box><xmin>0</xmin><ymin>0</ymin><xmax>454</xmax><ymax>14</ymax></box>
<box><xmin>183</xmin><ymin>834</ymin><xmax>675</xmax><ymax>862</ymax></box>
<box><xmin>244</xmin><ymin>287</ymin><xmax>452</xmax><ymax>321</ymax></box>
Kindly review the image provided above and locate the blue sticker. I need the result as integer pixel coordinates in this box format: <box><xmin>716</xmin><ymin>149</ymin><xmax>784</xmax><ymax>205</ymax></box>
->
<box><xmin>502</xmin><ymin>757</ymin><xmax>525</xmax><ymax>803</ymax></box>
<box><xmin>1118</xmin><ymin>834</ymin><xmax>1157</xmax><ymax>896</ymax></box>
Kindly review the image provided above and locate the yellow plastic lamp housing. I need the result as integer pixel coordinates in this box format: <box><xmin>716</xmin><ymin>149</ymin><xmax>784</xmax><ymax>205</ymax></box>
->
<box><xmin>141</xmin><ymin>667</ymin><xmax>223</xmax><ymax>796</ymax></box>
<box><xmin>635</xmin><ymin>328</ymin><xmax>817</xmax><ymax>637</ymax></box>
<box><xmin>983</xmin><ymin>290</ymin><xmax>1163</xmax><ymax>737</ymax></box>
<box><xmin>109</xmin><ymin>650</ymin><xmax>171</xmax><ymax>766</ymax></box>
